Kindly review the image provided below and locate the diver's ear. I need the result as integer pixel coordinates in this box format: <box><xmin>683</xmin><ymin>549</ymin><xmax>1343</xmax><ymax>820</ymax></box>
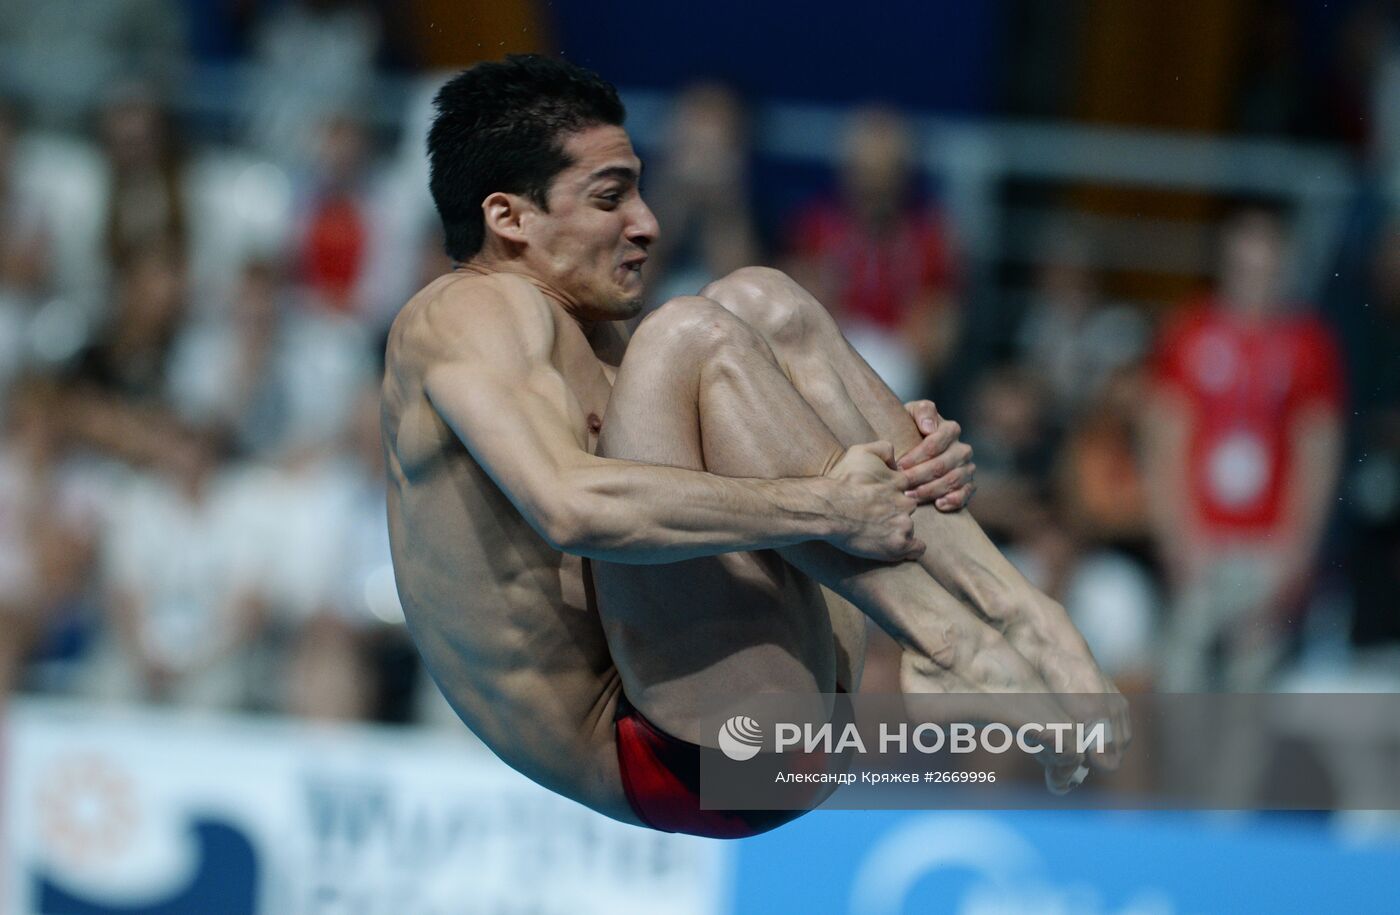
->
<box><xmin>482</xmin><ymin>192</ymin><xmax>533</xmax><ymax>247</ymax></box>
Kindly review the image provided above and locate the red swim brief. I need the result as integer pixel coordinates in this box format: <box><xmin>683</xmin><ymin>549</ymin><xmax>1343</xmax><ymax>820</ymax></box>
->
<box><xmin>614</xmin><ymin>685</ymin><xmax>849</xmax><ymax>840</ymax></box>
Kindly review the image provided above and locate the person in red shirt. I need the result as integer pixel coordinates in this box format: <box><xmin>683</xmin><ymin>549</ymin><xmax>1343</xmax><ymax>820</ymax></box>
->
<box><xmin>298</xmin><ymin>114</ymin><xmax>371</xmax><ymax>315</ymax></box>
<box><xmin>1145</xmin><ymin>206</ymin><xmax>1344</xmax><ymax>690</ymax></box>
<box><xmin>784</xmin><ymin>107</ymin><xmax>959</xmax><ymax>401</ymax></box>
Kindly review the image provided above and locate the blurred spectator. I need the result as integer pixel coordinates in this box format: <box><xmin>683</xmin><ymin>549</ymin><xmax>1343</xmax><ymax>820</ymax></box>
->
<box><xmin>1055</xmin><ymin>365</ymin><xmax>1155</xmax><ymax>551</ymax></box>
<box><xmin>202</xmin><ymin>379</ymin><xmax>406</xmax><ymax>721</ymax></box>
<box><xmin>3</xmin><ymin>98</ymin><xmax>107</xmax><ymax>318</ymax></box>
<box><xmin>293</xmin><ymin>112</ymin><xmax>390</xmax><ymax>319</ymax></box>
<box><xmin>1144</xmin><ymin>207</ymin><xmax>1345</xmax><ymax>690</ymax></box>
<box><xmin>166</xmin><ymin>249</ymin><xmax>375</xmax><ymax>457</ymax></box>
<box><xmin>88</xmin><ymin>423</ymin><xmax>265</xmax><ymax>708</ymax></box>
<box><xmin>73</xmin><ymin>238</ymin><xmax>187</xmax><ymax>405</ymax></box>
<box><xmin>644</xmin><ymin>83</ymin><xmax>759</xmax><ymax>305</ymax></box>
<box><xmin>243</xmin><ymin>0</ymin><xmax>384</xmax><ymax>166</ymax></box>
<box><xmin>1</xmin><ymin>380</ymin><xmax>119</xmax><ymax>694</ymax></box>
<box><xmin>0</xmin><ymin>98</ymin><xmax>52</xmax><ymax>301</ymax></box>
<box><xmin>1014</xmin><ymin>221</ymin><xmax>1150</xmax><ymax>428</ymax></box>
<box><xmin>99</xmin><ymin>87</ymin><xmax>188</xmax><ymax>271</ymax></box>
<box><xmin>270</xmin><ymin>286</ymin><xmax>377</xmax><ymax>451</ymax></box>
<box><xmin>0</xmin><ymin>99</ymin><xmax>47</xmax><ymax>407</ymax></box>
<box><xmin>253</xmin><ymin>437</ymin><xmax>370</xmax><ymax>719</ymax></box>
<box><xmin>784</xmin><ymin>107</ymin><xmax>960</xmax><ymax>401</ymax></box>
<box><xmin>1028</xmin><ymin>365</ymin><xmax>1163</xmax><ymax>691</ymax></box>
<box><xmin>959</xmin><ymin>364</ymin><xmax>1054</xmax><ymax>543</ymax></box>
<box><xmin>167</xmin><ymin>256</ymin><xmax>286</xmax><ymax>452</ymax></box>
<box><xmin>0</xmin><ymin>381</ymin><xmax>67</xmax><ymax>691</ymax></box>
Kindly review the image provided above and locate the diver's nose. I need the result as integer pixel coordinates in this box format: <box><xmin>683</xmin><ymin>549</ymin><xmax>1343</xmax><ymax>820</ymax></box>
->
<box><xmin>628</xmin><ymin>197</ymin><xmax>659</xmax><ymax>249</ymax></box>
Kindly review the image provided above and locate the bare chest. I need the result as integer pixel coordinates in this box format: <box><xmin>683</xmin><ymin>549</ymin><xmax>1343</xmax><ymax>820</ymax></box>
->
<box><xmin>554</xmin><ymin>345</ymin><xmax>617</xmax><ymax>455</ymax></box>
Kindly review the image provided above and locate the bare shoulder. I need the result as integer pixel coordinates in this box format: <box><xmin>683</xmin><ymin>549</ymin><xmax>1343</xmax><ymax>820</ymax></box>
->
<box><xmin>391</xmin><ymin>272</ymin><xmax>558</xmax><ymax>369</ymax></box>
<box><xmin>384</xmin><ymin>273</ymin><xmax>567</xmax><ymax>475</ymax></box>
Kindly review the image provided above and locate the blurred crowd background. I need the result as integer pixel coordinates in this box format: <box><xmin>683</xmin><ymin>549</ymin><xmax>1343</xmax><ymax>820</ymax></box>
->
<box><xmin>0</xmin><ymin>0</ymin><xmax>1397</xmax><ymax>732</ymax></box>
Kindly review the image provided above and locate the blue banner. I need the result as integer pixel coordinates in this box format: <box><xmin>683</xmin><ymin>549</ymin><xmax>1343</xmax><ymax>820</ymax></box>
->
<box><xmin>731</xmin><ymin>808</ymin><xmax>1400</xmax><ymax>914</ymax></box>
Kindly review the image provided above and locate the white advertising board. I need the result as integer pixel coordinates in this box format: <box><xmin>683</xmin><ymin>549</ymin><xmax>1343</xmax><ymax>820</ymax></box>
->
<box><xmin>2</xmin><ymin>698</ymin><xmax>725</xmax><ymax>915</ymax></box>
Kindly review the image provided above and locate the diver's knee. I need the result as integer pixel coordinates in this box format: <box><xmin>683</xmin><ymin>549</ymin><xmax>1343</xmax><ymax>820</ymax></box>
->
<box><xmin>702</xmin><ymin>267</ymin><xmax>820</xmax><ymax>349</ymax></box>
<box><xmin>632</xmin><ymin>295</ymin><xmax>760</xmax><ymax>357</ymax></box>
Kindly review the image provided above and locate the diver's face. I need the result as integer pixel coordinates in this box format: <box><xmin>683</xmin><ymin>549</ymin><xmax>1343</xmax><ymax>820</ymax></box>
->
<box><xmin>525</xmin><ymin>125</ymin><xmax>659</xmax><ymax>320</ymax></box>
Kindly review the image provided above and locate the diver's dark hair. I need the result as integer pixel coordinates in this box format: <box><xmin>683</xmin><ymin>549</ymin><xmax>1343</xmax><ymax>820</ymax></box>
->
<box><xmin>427</xmin><ymin>54</ymin><xmax>626</xmax><ymax>262</ymax></box>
